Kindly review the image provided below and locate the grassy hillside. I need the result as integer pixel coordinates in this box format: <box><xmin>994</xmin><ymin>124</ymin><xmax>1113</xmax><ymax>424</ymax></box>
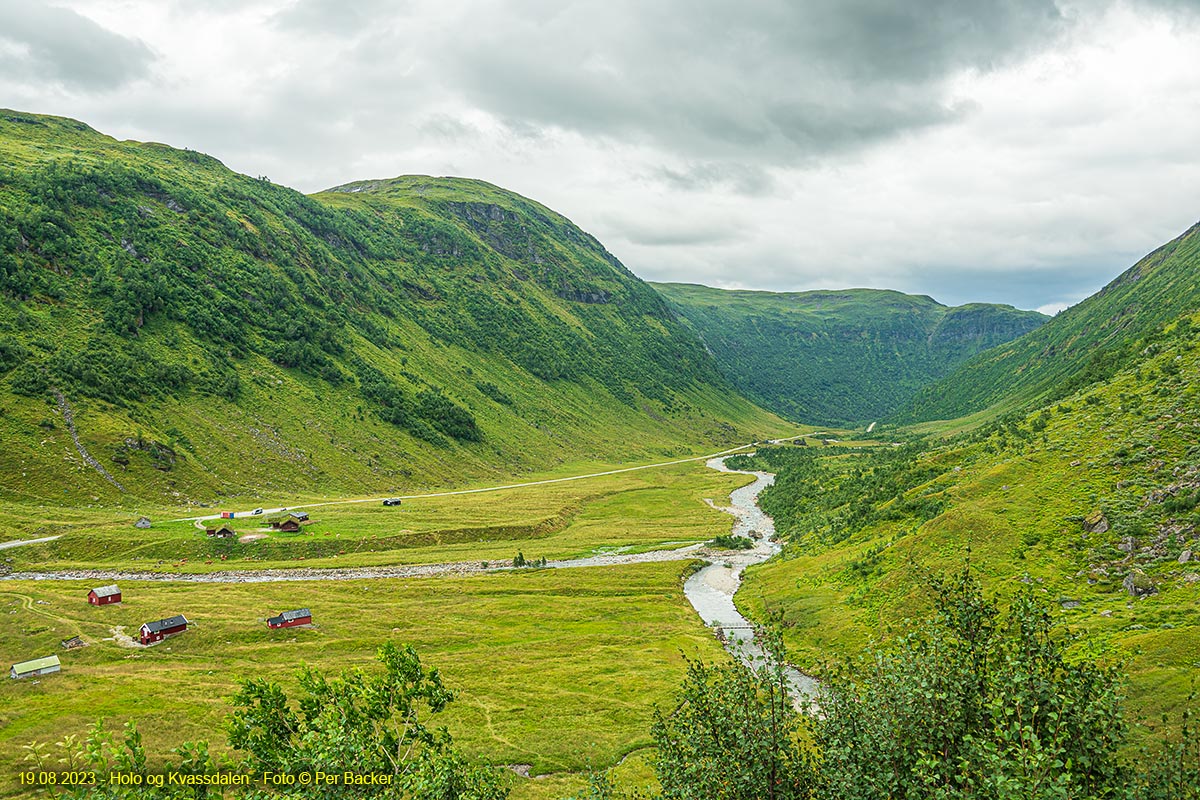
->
<box><xmin>653</xmin><ymin>282</ymin><xmax>1045</xmax><ymax>426</ymax></box>
<box><xmin>900</xmin><ymin>220</ymin><xmax>1200</xmax><ymax>422</ymax></box>
<box><xmin>0</xmin><ymin>110</ymin><xmax>789</xmax><ymax>518</ymax></box>
<box><xmin>732</xmin><ymin>309</ymin><xmax>1200</xmax><ymax>725</ymax></box>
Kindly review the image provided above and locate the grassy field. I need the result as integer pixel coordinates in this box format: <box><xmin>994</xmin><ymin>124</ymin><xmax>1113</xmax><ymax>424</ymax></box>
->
<box><xmin>0</xmin><ymin>562</ymin><xmax>723</xmax><ymax>799</ymax></box>
<box><xmin>4</xmin><ymin>460</ymin><xmax>757</xmax><ymax>572</ymax></box>
<box><xmin>1</xmin><ymin>458</ymin><xmax>766</xmax><ymax>798</ymax></box>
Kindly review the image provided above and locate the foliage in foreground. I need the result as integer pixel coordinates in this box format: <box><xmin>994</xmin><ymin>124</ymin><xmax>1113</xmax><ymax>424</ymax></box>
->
<box><xmin>587</xmin><ymin>568</ymin><xmax>1199</xmax><ymax>800</ymax></box>
<box><xmin>23</xmin><ymin>643</ymin><xmax>507</xmax><ymax>800</ymax></box>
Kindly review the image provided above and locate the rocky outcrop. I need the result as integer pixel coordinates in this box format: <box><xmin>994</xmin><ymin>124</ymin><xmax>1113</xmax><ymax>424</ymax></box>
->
<box><xmin>1083</xmin><ymin>510</ymin><xmax>1110</xmax><ymax>534</ymax></box>
<box><xmin>55</xmin><ymin>390</ymin><xmax>124</xmax><ymax>491</ymax></box>
<box><xmin>1123</xmin><ymin>569</ymin><xmax>1157</xmax><ymax>598</ymax></box>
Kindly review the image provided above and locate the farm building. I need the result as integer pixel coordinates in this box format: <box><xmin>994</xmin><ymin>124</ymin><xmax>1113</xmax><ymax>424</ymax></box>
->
<box><xmin>139</xmin><ymin>615</ymin><xmax>189</xmax><ymax>645</ymax></box>
<box><xmin>61</xmin><ymin>636</ymin><xmax>87</xmax><ymax>650</ymax></box>
<box><xmin>271</xmin><ymin>512</ymin><xmax>309</xmax><ymax>531</ymax></box>
<box><xmin>88</xmin><ymin>584</ymin><xmax>122</xmax><ymax>605</ymax></box>
<box><xmin>11</xmin><ymin>655</ymin><xmax>60</xmax><ymax>680</ymax></box>
<box><xmin>206</xmin><ymin>525</ymin><xmax>236</xmax><ymax>538</ymax></box>
<box><xmin>134</xmin><ymin>516</ymin><xmax>152</xmax><ymax>529</ymax></box>
<box><xmin>267</xmin><ymin>608</ymin><xmax>312</xmax><ymax>629</ymax></box>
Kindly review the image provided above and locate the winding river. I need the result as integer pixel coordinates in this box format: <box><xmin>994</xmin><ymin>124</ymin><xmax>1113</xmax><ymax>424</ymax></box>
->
<box><xmin>684</xmin><ymin>456</ymin><xmax>819</xmax><ymax>705</ymax></box>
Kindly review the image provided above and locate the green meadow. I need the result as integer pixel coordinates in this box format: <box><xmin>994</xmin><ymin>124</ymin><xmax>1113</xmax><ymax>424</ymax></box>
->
<box><xmin>4</xmin><ymin>460</ymin><xmax>757</xmax><ymax>572</ymax></box>
<box><xmin>0</xmin><ymin>563</ymin><xmax>724</xmax><ymax>799</ymax></box>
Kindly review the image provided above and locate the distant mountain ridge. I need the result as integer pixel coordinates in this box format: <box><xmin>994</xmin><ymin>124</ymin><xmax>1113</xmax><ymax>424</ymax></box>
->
<box><xmin>899</xmin><ymin>220</ymin><xmax>1200</xmax><ymax>422</ymax></box>
<box><xmin>0</xmin><ymin>109</ymin><xmax>786</xmax><ymax>506</ymax></box>
<box><xmin>653</xmin><ymin>283</ymin><xmax>1047</xmax><ymax>426</ymax></box>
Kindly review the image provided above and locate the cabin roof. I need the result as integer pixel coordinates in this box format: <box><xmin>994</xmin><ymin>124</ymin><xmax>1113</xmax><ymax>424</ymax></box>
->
<box><xmin>143</xmin><ymin>615</ymin><xmax>188</xmax><ymax>633</ymax></box>
<box><xmin>13</xmin><ymin>655</ymin><xmax>60</xmax><ymax>672</ymax></box>
<box><xmin>91</xmin><ymin>584</ymin><xmax>120</xmax><ymax>597</ymax></box>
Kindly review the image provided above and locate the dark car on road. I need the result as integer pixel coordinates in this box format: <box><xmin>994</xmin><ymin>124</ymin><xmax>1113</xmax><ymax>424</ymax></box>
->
<box><xmin>382</xmin><ymin>498</ymin><xmax>403</xmax><ymax>506</ymax></box>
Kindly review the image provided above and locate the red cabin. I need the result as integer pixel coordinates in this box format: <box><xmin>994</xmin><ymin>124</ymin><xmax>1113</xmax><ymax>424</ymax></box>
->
<box><xmin>139</xmin><ymin>615</ymin><xmax>189</xmax><ymax>645</ymax></box>
<box><xmin>87</xmin><ymin>585</ymin><xmax>122</xmax><ymax>605</ymax></box>
<box><xmin>267</xmin><ymin>608</ymin><xmax>312</xmax><ymax>629</ymax></box>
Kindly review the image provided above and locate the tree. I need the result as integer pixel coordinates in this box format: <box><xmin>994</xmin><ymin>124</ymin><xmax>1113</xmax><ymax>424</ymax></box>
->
<box><xmin>650</xmin><ymin>628</ymin><xmax>817</xmax><ymax>800</ymax></box>
<box><xmin>818</xmin><ymin>567</ymin><xmax>1130</xmax><ymax>800</ymax></box>
<box><xmin>228</xmin><ymin>642</ymin><xmax>506</xmax><ymax>799</ymax></box>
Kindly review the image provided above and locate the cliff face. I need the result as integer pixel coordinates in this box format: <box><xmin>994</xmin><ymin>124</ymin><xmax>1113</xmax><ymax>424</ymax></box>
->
<box><xmin>653</xmin><ymin>283</ymin><xmax>1047</xmax><ymax>426</ymax></box>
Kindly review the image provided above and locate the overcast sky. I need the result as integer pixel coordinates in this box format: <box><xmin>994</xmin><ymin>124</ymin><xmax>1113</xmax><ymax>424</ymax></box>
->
<box><xmin>2</xmin><ymin>0</ymin><xmax>1199</xmax><ymax>313</ymax></box>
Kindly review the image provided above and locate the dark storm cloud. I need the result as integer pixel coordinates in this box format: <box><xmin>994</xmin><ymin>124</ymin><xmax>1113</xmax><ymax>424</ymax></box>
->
<box><xmin>438</xmin><ymin>0</ymin><xmax>1067</xmax><ymax>163</ymax></box>
<box><xmin>0</xmin><ymin>0</ymin><xmax>154</xmax><ymax>91</ymax></box>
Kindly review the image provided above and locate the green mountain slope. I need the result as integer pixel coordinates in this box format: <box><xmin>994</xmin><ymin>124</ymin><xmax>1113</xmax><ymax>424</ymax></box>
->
<box><xmin>900</xmin><ymin>221</ymin><xmax>1200</xmax><ymax>421</ymax></box>
<box><xmin>0</xmin><ymin>110</ymin><xmax>787</xmax><ymax>512</ymax></box>
<box><xmin>733</xmin><ymin>308</ymin><xmax>1200</xmax><ymax>724</ymax></box>
<box><xmin>653</xmin><ymin>282</ymin><xmax>1046</xmax><ymax>426</ymax></box>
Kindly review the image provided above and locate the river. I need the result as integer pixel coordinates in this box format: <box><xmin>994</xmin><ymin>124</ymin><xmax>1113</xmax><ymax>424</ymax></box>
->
<box><xmin>684</xmin><ymin>455</ymin><xmax>819</xmax><ymax>705</ymax></box>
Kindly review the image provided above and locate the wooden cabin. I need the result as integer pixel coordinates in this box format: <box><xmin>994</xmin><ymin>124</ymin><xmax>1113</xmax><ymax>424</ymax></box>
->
<box><xmin>267</xmin><ymin>608</ymin><xmax>312</xmax><ymax>629</ymax></box>
<box><xmin>11</xmin><ymin>655</ymin><xmax>60</xmax><ymax>680</ymax></box>
<box><xmin>271</xmin><ymin>512</ymin><xmax>309</xmax><ymax>531</ymax></box>
<box><xmin>139</xmin><ymin>615</ymin><xmax>189</xmax><ymax>645</ymax></box>
<box><xmin>88</xmin><ymin>584</ymin><xmax>122</xmax><ymax>605</ymax></box>
<box><xmin>206</xmin><ymin>525</ymin><xmax>236</xmax><ymax>538</ymax></box>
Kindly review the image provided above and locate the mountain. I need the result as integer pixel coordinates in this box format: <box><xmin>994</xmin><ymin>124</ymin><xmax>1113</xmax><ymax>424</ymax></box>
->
<box><xmin>0</xmin><ymin>110</ymin><xmax>786</xmax><ymax>509</ymax></box>
<box><xmin>733</xmin><ymin>303</ymin><xmax>1200</xmax><ymax>724</ymax></box>
<box><xmin>899</xmin><ymin>221</ymin><xmax>1200</xmax><ymax>422</ymax></box>
<box><xmin>652</xmin><ymin>282</ymin><xmax>1046</xmax><ymax>426</ymax></box>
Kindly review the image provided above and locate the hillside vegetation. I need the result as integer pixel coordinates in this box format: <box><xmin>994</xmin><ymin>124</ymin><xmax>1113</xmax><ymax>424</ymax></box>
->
<box><xmin>0</xmin><ymin>110</ymin><xmax>787</xmax><ymax>515</ymax></box>
<box><xmin>654</xmin><ymin>282</ymin><xmax>1045</xmax><ymax>425</ymax></box>
<box><xmin>732</xmin><ymin>308</ymin><xmax>1200</xmax><ymax>725</ymax></box>
<box><xmin>900</xmin><ymin>220</ymin><xmax>1200</xmax><ymax>422</ymax></box>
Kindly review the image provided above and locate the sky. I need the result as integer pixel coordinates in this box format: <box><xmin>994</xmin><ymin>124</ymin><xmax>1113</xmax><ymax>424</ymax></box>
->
<box><xmin>2</xmin><ymin>1</ymin><xmax>1200</xmax><ymax>314</ymax></box>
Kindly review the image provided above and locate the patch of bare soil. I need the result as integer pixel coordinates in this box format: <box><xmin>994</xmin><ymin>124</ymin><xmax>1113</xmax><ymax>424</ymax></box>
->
<box><xmin>107</xmin><ymin>625</ymin><xmax>142</xmax><ymax>649</ymax></box>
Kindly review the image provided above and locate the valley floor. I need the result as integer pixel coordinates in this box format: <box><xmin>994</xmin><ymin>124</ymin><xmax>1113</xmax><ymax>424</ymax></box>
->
<box><xmin>2</xmin><ymin>444</ymin><xmax>799</xmax><ymax>799</ymax></box>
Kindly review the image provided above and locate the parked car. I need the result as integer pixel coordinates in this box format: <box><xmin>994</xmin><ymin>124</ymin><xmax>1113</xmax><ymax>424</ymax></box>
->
<box><xmin>252</xmin><ymin>508</ymin><xmax>264</xmax><ymax>515</ymax></box>
<box><xmin>382</xmin><ymin>498</ymin><xmax>403</xmax><ymax>507</ymax></box>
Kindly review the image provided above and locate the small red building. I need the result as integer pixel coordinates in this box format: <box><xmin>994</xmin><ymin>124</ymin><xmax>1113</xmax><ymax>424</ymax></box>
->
<box><xmin>267</xmin><ymin>608</ymin><xmax>312</xmax><ymax>629</ymax></box>
<box><xmin>87</xmin><ymin>585</ymin><xmax>122</xmax><ymax>605</ymax></box>
<box><xmin>139</xmin><ymin>615</ymin><xmax>189</xmax><ymax>645</ymax></box>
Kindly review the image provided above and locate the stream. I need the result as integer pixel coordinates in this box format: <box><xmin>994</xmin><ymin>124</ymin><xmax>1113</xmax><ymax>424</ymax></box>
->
<box><xmin>684</xmin><ymin>456</ymin><xmax>820</xmax><ymax>705</ymax></box>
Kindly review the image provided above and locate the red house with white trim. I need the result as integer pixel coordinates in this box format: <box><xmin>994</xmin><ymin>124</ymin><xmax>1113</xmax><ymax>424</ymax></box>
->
<box><xmin>87</xmin><ymin>585</ymin><xmax>122</xmax><ymax>605</ymax></box>
<box><xmin>139</xmin><ymin>615</ymin><xmax>189</xmax><ymax>645</ymax></box>
<box><xmin>267</xmin><ymin>608</ymin><xmax>312</xmax><ymax>629</ymax></box>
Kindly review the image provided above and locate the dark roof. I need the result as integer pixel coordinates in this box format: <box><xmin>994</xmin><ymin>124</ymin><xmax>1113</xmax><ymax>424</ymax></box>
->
<box><xmin>289</xmin><ymin>512</ymin><xmax>309</xmax><ymax>521</ymax></box>
<box><xmin>143</xmin><ymin>615</ymin><xmax>188</xmax><ymax>633</ymax></box>
<box><xmin>268</xmin><ymin>608</ymin><xmax>312</xmax><ymax>624</ymax></box>
<box><xmin>91</xmin><ymin>584</ymin><xmax>120</xmax><ymax>597</ymax></box>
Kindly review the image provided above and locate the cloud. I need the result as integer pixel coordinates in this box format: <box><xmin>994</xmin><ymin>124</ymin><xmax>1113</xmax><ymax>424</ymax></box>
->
<box><xmin>0</xmin><ymin>0</ymin><xmax>154</xmax><ymax>91</ymax></box>
<box><xmin>437</xmin><ymin>0</ymin><xmax>1070</xmax><ymax>164</ymax></box>
<box><xmin>2</xmin><ymin>0</ymin><xmax>1199</xmax><ymax>314</ymax></box>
